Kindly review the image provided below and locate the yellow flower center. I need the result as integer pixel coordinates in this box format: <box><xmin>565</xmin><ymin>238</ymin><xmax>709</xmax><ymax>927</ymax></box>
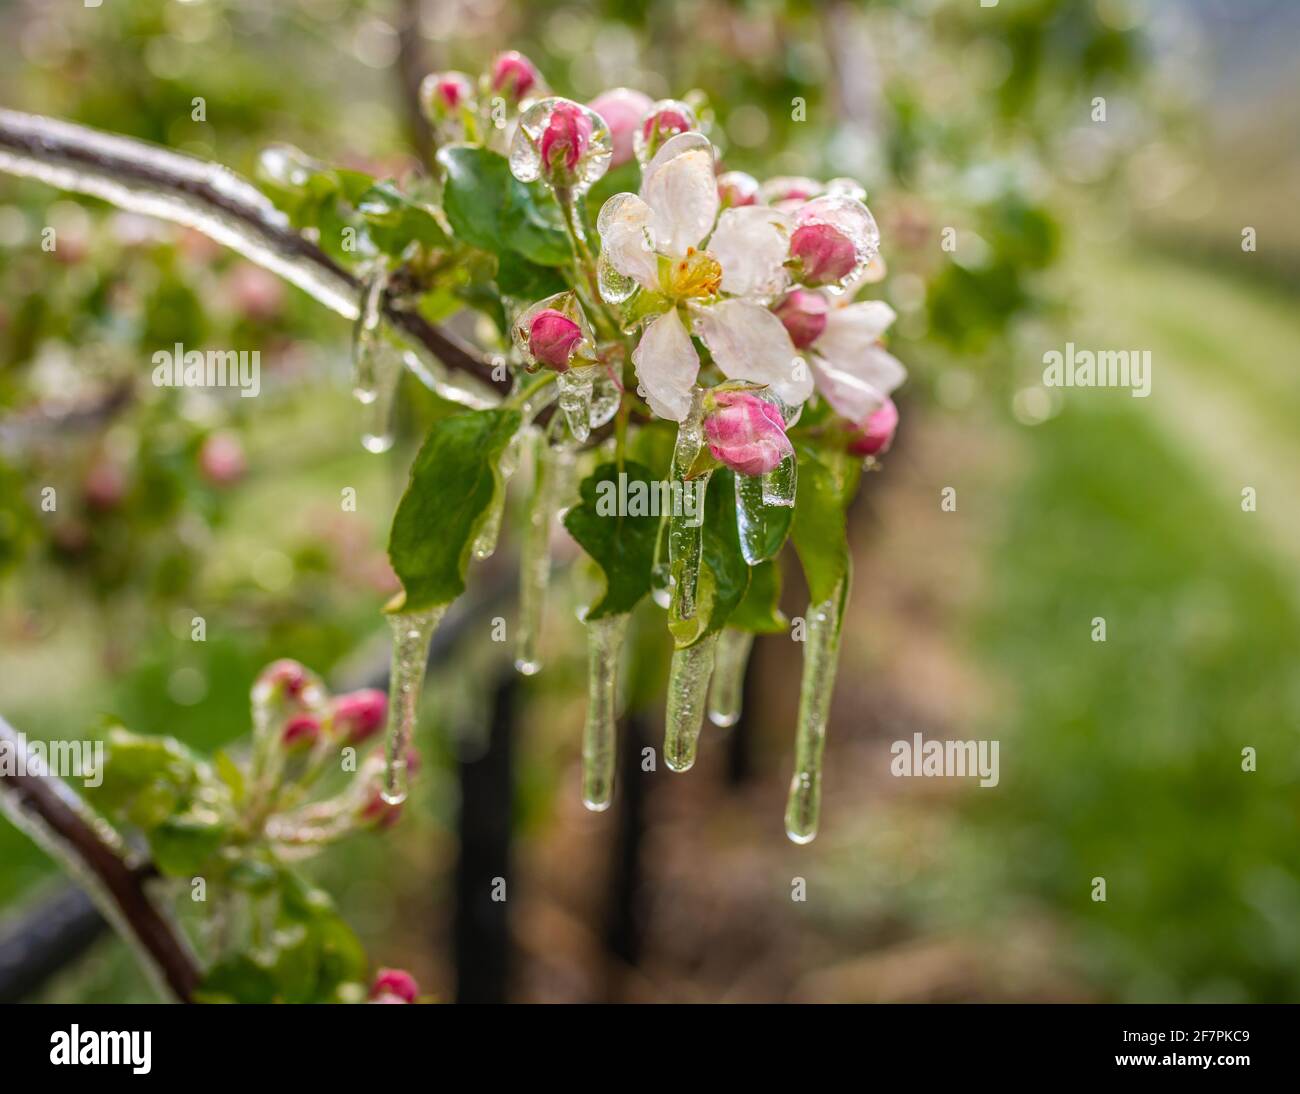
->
<box><xmin>662</xmin><ymin>247</ymin><xmax>722</xmax><ymax>299</ymax></box>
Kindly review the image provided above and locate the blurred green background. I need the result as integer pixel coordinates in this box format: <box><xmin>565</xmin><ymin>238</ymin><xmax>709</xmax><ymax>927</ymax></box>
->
<box><xmin>1</xmin><ymin>0</ymin><xmax>1298</xmax><ymax>1002</ymax></box>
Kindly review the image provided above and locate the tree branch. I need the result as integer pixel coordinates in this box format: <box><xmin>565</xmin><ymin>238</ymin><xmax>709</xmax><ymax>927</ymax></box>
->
<box><xmin>0</xmin><ymin>715</ymin><xmax>200</xmax><ymax>1002</ymax></box>
<box><xmin>0</xmin><ymin>108</ymin><xmax>507</xmax><ymax>400</ymax></box>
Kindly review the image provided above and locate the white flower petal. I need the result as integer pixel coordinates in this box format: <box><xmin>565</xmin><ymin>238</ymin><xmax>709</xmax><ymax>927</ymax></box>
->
<box><xmin>810</xmin><ymin>345</ymin><xmax>906</xmax><ymax>423</ymax></box>
<box><xmin>596</xmin><ymin>192</ymin><xmax>659</xmax><ymax>291</ymax></box>
<box><xmin>691</xmin><ymin>299</ymin><xmax>813</xmax><ymax>409</ymax></box>
<box><xmin>709</xmin><ymin>205</ymin><xmax>793</xmax><ymax>298</ymax></box>
<box><xmin>640</xmin><ymin>131</ymin><xmax>718</xmax><ymax>257</ymax></box>
<box><xmin>817</xmin><ymin>299</ymin><xmax>897</xmax><ymax>351</ymax></box>
<box><xmin>632</xmin><ymin>308</ymin><xmax>700</xmax><ymax>422</ymax></box>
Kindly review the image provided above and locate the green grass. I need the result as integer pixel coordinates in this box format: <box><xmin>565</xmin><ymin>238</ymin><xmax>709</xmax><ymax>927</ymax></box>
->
<box><xmin>969</xmin><ymin>359</ymin><xmax>1300</xmax><ymax>1001</ymax></box>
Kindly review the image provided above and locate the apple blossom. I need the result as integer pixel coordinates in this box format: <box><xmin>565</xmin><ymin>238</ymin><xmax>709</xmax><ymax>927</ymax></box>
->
<box><xmin>331</xmin><ymin>689</ymin><xmax>387</xmax><ymax>744</ymax></box>
<box><xmin>509</xmin><ymin>97</ymin><xmax>611</xmax><ymax>194</ymax></box>
<box><xmin>597</xmin><ymin>133</ymin><xmax>810</xmax><ymax>420</ymax></box>
<box><xmin>847</xmin><ymin>396</ymin><xmax>899</xmax><ymax>457</ymax></box>
<box><xmin>490</xmin><ymin>51</ymin><xmax>539</xmax><ymax>102</ymax></box>
<box><xmin>633</xmin><ymin>99</ymin><xmax>698</xmax><ymax>165</ymax></box>
<box><xmin>369</xmin><ymin>968</ymin><xmax>418</xmax><ymax>1004</ymax></box>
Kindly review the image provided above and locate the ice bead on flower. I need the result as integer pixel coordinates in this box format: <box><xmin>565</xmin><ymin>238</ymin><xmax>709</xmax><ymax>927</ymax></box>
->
<box><xmin>511</xmin><ymin>292</ymin><xmax>596</xmax><ymax>372</ymax></box>
<box><xmin>703</xmin><ymin>389</ymin><xmax>794</xmax><ymax>477</ymax></box>
<box><xmin>633</xmin><ymin>99</ymin><xmax>699</xmax><ymax>166</ymax></box>
<box><xmin>510</xmin><ymin>97</ymin><xmax>612</xmax><ymax>194</ymax></box>
<box><xmin>789</xmin><ymin>194</ymin><xmax>880</xmax><ymax>290</ymax></box>
<box><xmin>331</xmin><ymin>688</ymin><xmax>388</xmax><ymax>744</ymax></box>
<box><xmin>588</xmin><ymin>87</ymin><xmax>654</xmax><ymax>168</ymax></box>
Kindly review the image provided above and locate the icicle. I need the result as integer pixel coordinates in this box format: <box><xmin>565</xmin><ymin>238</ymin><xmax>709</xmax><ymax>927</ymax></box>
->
<box><xmin>472</xmin><ymin>431</ymin><xmax>521</xmax><ymax>560</ymax></box>
<box><xmin>580</xmin><ymin>613</ymin><xmax>630</xmax><ymax>810</ymax></box>
<box><xmin>352</xmin><ymin>267</ymin><xmax>403</xmax><ymax>454</ymax></box>
<box><xmin>556</xmin><ymin>365</ymin><xmax>596</xmax><ymax>443</ymax></box>
<box><xmin>663</xmin><ymin>632</ymin><xmax>720</xmax><ymax>773</ymax></box>
<box><xmin>516</xmin><ymin>434</ymin><xmax>570</xmax><ymax>674</ymax></box>
<box><xmin>588</xmin><ymin>368</ymin><xmax>621</xmax><ymax>430</ymax></box>
<box><xmin>784</xmin><ymin>576</ymin><xmax>847</xmax><ymax>844</ymax></box>
<box><xmin>708</xmin><ymin>628</ymin><xmax>753</xmax><ymax>728</ymax></box>
<box><xmin>761</xmin><ymin>451</ymin><xmax>797</xmax><ymax>508</ymax></box>
<box><xmin>667</xmin><ymin>391</ymin><xmax>708</xmax><ymax>624</ymax></box>
<box><xmin>383</xmin><ymin>606</ymin><xmax>447</xmax><ymax>805</ymax></box>
<box><xmin>733</xmin><ymin>473</ymin><xmax>768</xmax><ymax>565</ymax></box>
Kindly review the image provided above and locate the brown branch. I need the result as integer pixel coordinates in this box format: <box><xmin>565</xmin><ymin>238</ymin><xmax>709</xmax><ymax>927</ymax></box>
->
<box><xmin>0</xmin><ymin>108</ymin><xmax>508</xmax><ymax>396</ymax></box>
<box><xmin>0</xmin><ymin>715</ymin><xmax>200</xmax><ymax>1002</ymax></box>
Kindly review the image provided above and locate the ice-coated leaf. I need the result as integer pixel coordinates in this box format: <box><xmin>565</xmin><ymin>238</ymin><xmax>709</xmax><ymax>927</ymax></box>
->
<box><xmin>730</xmin><ymin>559</ymin><xmax>787</xmax><ymax>634</ymax></box>
<box><xmin>790</xmin><ymin>442</ymin><xmax>859</xmax><ymax>606</ymax></box>
<box><xmin>387</xmin><ymin>407</ymin><xmax>522</xmax><ymax>612</ymax></box>
<box><xmin>563</xmin><ymin>461</ymin><xmax>661</xmax><ymax>620</ymax></box>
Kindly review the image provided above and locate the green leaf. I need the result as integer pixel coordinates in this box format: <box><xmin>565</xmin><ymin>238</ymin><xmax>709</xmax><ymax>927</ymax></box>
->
<box><xmin>356</xmin><ymin>182</ymin><xmax>449</xmax><ymax>256</ymax></box>
<box><xmin>791</xmin><ymin>445</ymin><xmax>855</xmax><ymax>604</ymax></box>
<box><xmin>196</xmin><ymin>953</ymin><xmax>280</xmax><ymax>1004</ymax></box>
<box><xmin>438</xmin><ymin>146</ymin><xmax>569</xmax><ymax>266</ymax></box>
<box><xmin>671</xmin><ymin>470</ymin><xmax>752</xmax><ymax>647</ymax></box>
<box><xmin>730</xmin><ymin>560</ymin><xmax>787</xmax><ymax>634</ymax></box>
<box><xmin>387</xmin><ymin>407</ymin><xmax>522</xmax><ymax>612</ymax></box>
<box><xmin>563</xmin><ymin>461</ymin><xmax>661</xmax><ymax>619</ymax></box>
<box><xmin>213</xmin><ymin>749</ymin><xmax>246</xmax><ymax>807</ymax></box>
<box><xmin>86</xmin><ymin>728</ymin><xmax>204</xmax><ymax>830</ymax></box>
<box><xmin>147</xmin><ymin>805</ymin><xmax>228</xmax><ymax>876</ymax></box>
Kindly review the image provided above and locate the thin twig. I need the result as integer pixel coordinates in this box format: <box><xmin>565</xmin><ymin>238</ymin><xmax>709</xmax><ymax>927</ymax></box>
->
<box><xmin>0</xmin><ymin>715</ymin><xmax>200</xmax><ymax>1002</ymax></box>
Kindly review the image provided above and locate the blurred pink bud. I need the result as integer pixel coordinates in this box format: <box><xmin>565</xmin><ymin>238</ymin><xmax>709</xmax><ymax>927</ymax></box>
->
<box><xmin>588</xmin><ymin>88</ymin><xmax>653</xmax><ymax>167</ymax></box>
<box><xmin>771</xmin><ymin>290</ymin><xmax>829</xmax><ymax>350</ymax></box>
<box><xmin>259</xmin><ymin>658</ymin><xmax>309</xmax><ymax>699</ymax></box>
<box><xmin>716</xmin><ymin>170</ymin><xmax>759</xmax><ymax>208</ymax></box>
<box><xmin>428</xmin><ymin>72</ymin><xmax>471</xmax><ymax>113</ymax></box>
<box><xmin>491</xmin><ymin>51</ymin><xmax>539</xmax><ymax>100</ymax></box>
<box><xmin>847</xmin><ymin>398</ymin><xmax>899</xmax><ymax>457</ymax></box>
<box><xmin>539</xmin><ymin>101</ymin><xmax>592</xmax><ymax>176</ymax></box>
<box><xmin>83</xmin><ymin>462</ymin><xmax>127</xmax><ymax>511</ymax></box>
<box><xmin>703</xmin><ymin>390</ymin><xmax>794</xmax><ymax>477</ymax></box>
<box><xmin>359</xmin><ymin>785</ymin><xmax>403</xmax><ymax>830</ymax></box>
<box><xmin>370</xmin><ymin>968</ymin><xmax>418</xmax><ymax>1004</ymax></box>
<box><xmin>332</xmin><ymin>689</ymin><xmax>387</xmax><ymax>744</ymax></box>
<box><xmin>199</xmin><ymin>431</ymin><xmax>246</xmax><ymax>486</ymax></box>
<box><xmin>227</xmin><ymin>262</ymin><xmax>285</xmax><ymax>321</ymax></box>
<box><xmin>527</xmin><ymin>309</ymin><xmax>582</xmax><ymax>370</ymax></box>
<box><xmin>790</xmin><ymin>222</ymin><xmax>858</xmax><ymax>286</ymax></box>
<box><xmin>281</xmin><ymin>712</ymin><xmax>322</xmax><ymax>750</ymax></box>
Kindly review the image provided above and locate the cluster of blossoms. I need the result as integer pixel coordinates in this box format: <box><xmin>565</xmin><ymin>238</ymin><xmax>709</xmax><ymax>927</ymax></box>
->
<box><xmin>424</xmin><ymin>52</ymin><xmax>906</xmax><ymax>471</ymax></box>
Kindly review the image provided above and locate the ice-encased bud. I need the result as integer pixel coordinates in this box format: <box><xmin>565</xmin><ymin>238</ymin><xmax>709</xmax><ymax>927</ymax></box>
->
<box><xmin>717</xmin><ymin>170</ymin><xmax>760</xmax><ymax>208</ymax></box>
<box><xmin>846</xmin><ymin>396</ymin><xmax>899</xmax><ymax>458</ymax></box>
<box><xmin>510</xmin><ymin>97</ymin><xmax>612</xmax><ymax>194</ymax></box>
<box><xmin>421</xmin><ymin>71</ymin><xmax>474</xmax><ymax>118</ymax></box>
<box><xmin>790</xmin><ymin>194</ymin><xmax>880</xmax><ymax>291</ymax></box>
<box><xmin>633</xmin><ymin>99</ymin><xmax>699</xmax><ymax>166</ymax></box>
<box><xmin>703</xmin><ymin>388</ymin><xmax>794</xmax><ymax>477</ymax></box>
<box><xmin>511</xmin><ymin>292</ymin><xmax>596</xmax><ymax>371</ymax></box>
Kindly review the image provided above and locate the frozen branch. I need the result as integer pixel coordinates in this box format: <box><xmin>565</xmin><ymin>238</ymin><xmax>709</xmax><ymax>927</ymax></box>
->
<box><xmin>0</xmin><ymin>108</ymin><xmax>507</xmax><ymax>403</ymax></box>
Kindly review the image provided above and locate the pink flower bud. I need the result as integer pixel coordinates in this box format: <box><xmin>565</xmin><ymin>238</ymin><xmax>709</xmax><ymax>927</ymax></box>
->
<box><xmin>369</xmin><ymin>968</ymin><xmax>418</xmax><ymax>1004</ymax></box>
<box><xmin>771</xmin><ymin>290</ymin><xmax>829</xmax><ymax>350</ymax></box>
<box><xmin>199</xmin><ymin>431</ymin><xmax>246</xmax><ymax>486</ymax></box>
<box><xmin>258</xmin><ymin>658</ymin><xmax>309</xmax><ymax>699</ymax></box>
<box><xmin>703</xmin><ymin>390</ymin><xmax>794</xmax><ymax>477</ymax></box>
<box><xmin>716</xmin><ymin>170</ymin><xmax>759</xmax><ymax>208</ymax></box>
<box><xmin>332</xmin><ymin>689</ymin><xmax>387</xmax><ymax>744</ymax></box>
<box><xmin>588</xmin><ymin>88</ymin><xmax>653</xmax><ymax>168</ymax></box>
<box><xmin>83</xmin><ymin>461</ymin><xmax>127</xmax><ymax>511</ymax></box>
<box><xmin>642</xmin><ymin>107</ymin><xmax>692</xmax><ymax>145</ymax></box>
<box><xmin>281</xmin><ymin>712</ymin><xmax>322</xmax><ymax>750</ymax></box>
<box><xmin>527</xmin><ymin>308</ymin><xmax>583</xmax><ymax>370</ymax></box>
<box><xmin>491</xmin><ymin>51</ymin><xmax>539</xmax><ymax>101</ymax></box>
<box><xmin>428</xmin><ymin>72</ymin><xmax>471</xmax><ymax>113</ymax></box>
<box><xmin>790</xmin><ymin>222</ymin><xmax>858</xmax><ymax>286</ymax></box>
<box><xmin>847</xmin><ymin>398</ymin><xmax>899</xmax><ymax>457</ymax></box>
<box><xmin>359</xmin><ymin>785</ymin><xmax>403</xmax><ymax>830</ymax></box>
<box><xmin>539</xmin><ymin>101</ymin><xmax>592</xmax><ymax>177</ymax></box>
